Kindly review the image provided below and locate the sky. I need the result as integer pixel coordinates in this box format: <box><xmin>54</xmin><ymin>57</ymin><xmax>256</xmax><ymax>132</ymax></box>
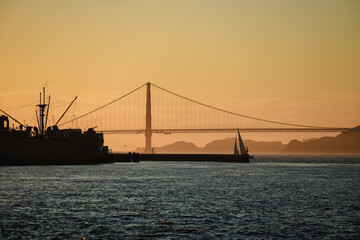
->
<box><xmin>0</xmin><ymin>0</ymin><xmax>359</xmax><ymax>150</ymax></box>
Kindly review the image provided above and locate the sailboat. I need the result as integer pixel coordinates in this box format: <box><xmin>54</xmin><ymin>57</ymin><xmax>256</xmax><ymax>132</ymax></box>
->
<box><xmin>234</xmin><ymin>130</ymin><xmax>254</xmax><ymax>159</ymax></box>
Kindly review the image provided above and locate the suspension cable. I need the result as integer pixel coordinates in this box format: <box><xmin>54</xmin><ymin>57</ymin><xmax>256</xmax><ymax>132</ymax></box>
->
<box><xmin>2</xmin><ymin>100</ymin><xmax>38</xmax><ymax>111</ymax></box>
<box><xmin>151</xmin><ymin>83</ymin><xmax>327</xmax><ymax>129</ymax></box>
<box><xmin>58</xmin><ymin>83</ymin><xmax>147</xmax><ymax>126</ymax></box>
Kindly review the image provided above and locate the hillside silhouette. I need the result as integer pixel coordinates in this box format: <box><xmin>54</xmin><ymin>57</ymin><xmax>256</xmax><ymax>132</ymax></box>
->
<box><xmin>134</xmin><ymin>126</ymin><xmax>360</xmax><ymax>154</ymax></box>
<box><xmin>283</xmin><ymin>126</ymin><xmax>360</xmax><ymax>153</ymax></box>
<box><xmin>135</xmin><ymin>138</ymin><xmax>286</xmax><ymax>154</ymax></box>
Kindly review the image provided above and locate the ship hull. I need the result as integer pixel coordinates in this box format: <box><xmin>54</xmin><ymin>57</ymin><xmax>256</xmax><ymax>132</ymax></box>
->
<box><xmin>0</xmin><ymin>134</ymin><xmax>104</xmax><ymax>165</ymax></box>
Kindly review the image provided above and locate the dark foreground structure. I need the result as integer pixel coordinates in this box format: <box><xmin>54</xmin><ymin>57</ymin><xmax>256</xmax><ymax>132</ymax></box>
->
<box><xmin>0</xmin><ymin>88</ymin><xmax>104</xmax><ymax>166</ymax></box>
<box><xmin>102</xmin><ymin>152</ymin><xmax>250</xmax><ymax>163</ymax></box>
<box><xmin>141</xmin><ymin>153</ymin><xmax>250</xmax><ymax>162</ymax></box>
<box><xmin>0</xmin><ymin>116</ymin><xmax>104</xmax><ymax>166</ymax></box>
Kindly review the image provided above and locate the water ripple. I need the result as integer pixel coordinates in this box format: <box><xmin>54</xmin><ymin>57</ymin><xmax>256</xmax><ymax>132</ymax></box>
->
<box><xmin>1</xmin><ymin>156</ymin><xmax>359</xmax><ymax>239</ymax></box>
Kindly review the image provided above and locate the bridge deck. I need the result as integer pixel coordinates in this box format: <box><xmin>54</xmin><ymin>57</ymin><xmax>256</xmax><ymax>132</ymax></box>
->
<box><xmin>97</xmin><ymin>128</ymin><xmax>354</xmax><ymax>134</ymax></box>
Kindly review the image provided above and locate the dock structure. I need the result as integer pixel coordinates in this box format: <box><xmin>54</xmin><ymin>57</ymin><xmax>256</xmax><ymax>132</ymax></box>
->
<box><xmin>99</xmin><ymin>152</ymin><xmax>249</xmax><ymax>163</ymax></box>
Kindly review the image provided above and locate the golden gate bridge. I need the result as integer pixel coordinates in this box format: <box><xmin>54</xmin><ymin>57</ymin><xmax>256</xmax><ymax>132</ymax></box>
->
<box><xmin>58</xmin><ymin>83</ymin><xmax>353</xmax><ymax>153</ymax></box>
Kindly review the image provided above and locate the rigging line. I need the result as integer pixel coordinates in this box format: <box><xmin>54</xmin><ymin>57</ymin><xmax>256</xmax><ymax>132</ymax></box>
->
<box><xmin>28</xmin><ymin>112</ymin><xmax>36</xmax><ymax>125</ymax></box>
<box><xmin>151</xmin><ymin>83</ymin><xmax>328</xmax><ymax>129</ymax></box>
<box><xmin>58</xmin><ymin>83</ymin><xmax>147</xmax><ymax>126</ymax></box>
<box><xmin>3</xmin><ymin>100</ymin><xmax>39</xmax><ymax>111</ymax></box>
<box><xmin>51</xmin><ymin>101</ymin><xmax>73</xmax><ymax>109</ymax></box>
<box><xmin>51</xmin><ymin>97</ymin><xmax>74</xmax><ymax>105</ymax></box>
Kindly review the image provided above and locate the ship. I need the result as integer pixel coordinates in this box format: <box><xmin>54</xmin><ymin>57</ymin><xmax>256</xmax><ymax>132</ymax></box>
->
<box><xmin>0</xmin><ymin>88</ymin><xmax>104</xmax><ymax>165</ymax></box>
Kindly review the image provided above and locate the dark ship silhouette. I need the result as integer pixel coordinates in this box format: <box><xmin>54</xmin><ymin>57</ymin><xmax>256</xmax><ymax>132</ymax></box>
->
<box><xmin>0</xmin><ymin>88</ymin><xmax>104</xmax><ymax>165</ymax></box>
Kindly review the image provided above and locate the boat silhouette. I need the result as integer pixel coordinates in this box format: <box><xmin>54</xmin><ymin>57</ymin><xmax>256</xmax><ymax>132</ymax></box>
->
<box><xmin>0</xmin><ymin>88</ymin><xmax>104</xmax><ymax>165</ymax></box>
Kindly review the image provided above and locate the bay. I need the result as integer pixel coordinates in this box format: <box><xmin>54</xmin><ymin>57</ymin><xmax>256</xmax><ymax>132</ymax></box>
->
<box><xmin>0</xmin><ymin>155</ymin><xmax>359</xmax><ymax>239</ymax></box>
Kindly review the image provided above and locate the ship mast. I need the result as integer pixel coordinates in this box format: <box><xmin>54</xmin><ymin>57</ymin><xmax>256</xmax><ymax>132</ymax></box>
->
<box><xmin>37</xmin><ymin>87</ymin><xmax>48</xmax><ymax>135</ymax></box>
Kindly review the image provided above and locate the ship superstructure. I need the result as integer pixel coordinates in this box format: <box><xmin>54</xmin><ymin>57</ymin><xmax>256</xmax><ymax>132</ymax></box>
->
<box><xmin>0</xmin><ymin>88</ymin><xmax>104</xmax><ymax>165</ymax></box>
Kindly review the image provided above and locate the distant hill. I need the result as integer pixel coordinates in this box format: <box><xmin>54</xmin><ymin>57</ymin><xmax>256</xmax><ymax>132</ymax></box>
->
<box><xmin>135</xmin><ymin>138</ymin><xmax>286</xmax><ymax>154</ymax></box>
<box><xmin>133</xmin><ymin>126</ymin><xmax>360</xmax><ymax>154</ymax></box>
<box><xmin>154</xmin><ymin>141</ymin><xmax>201</xmax><ymax>153</ymax></box>
<box><xmin>283</xmin><ymin>126</ymin><xmax>360</xmax><ymax>153</ymax></box>
<box><xmin>203</xmin><ymin>139</ymin><xmax>285</xmax><ymax>153</ymax></box>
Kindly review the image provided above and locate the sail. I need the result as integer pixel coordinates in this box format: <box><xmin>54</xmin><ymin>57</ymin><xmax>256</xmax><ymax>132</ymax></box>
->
<box><xmin>234</xmin><ymin>137</ymin><xmax>239</xmax><ymax>155</ymax></box>
<box><xmin>237</xmin><ymin>130</ymin><xmax>247</xmax><ymax>155</ymax></box>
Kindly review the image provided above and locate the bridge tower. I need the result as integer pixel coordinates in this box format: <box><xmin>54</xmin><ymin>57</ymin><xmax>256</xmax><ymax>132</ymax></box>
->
<box><xmin>145</xmin><ymin>82</ymin><xmax>152</xmax><ymax>153</ymax></box>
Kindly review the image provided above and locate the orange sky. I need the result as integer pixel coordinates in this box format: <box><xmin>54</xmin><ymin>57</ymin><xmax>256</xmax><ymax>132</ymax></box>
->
<box><xmin>0</xmin><ymin>0</ymin><xmax>359</xmax><ymax>150</ymax></box>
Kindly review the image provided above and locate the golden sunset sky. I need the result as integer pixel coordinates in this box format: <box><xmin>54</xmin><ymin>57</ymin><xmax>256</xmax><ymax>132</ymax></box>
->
<box><xmin>0</xmin><ymin>0</ymin><xmax>359</xmax><ymax>149</ymax></box>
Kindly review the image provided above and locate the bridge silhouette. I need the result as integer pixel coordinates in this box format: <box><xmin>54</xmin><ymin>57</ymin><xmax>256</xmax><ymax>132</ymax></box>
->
<box><xmin>58</xmin><ymin>83</ymin><xmax>352</xmax><ymax>153</ymax></box>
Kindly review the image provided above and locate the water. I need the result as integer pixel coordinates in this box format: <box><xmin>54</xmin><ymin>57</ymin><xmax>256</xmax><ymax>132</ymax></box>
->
<box><xmin>0</xmin><ymin>155</ymin><xmax>359</xmax><ymax>239</ymax></box>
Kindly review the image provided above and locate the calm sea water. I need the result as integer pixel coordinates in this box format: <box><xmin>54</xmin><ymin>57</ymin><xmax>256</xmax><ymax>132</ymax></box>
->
<box><xmin>0</xmin><ymin>155</ymin><xmax>359</xmax><ymax>239</ymax></box>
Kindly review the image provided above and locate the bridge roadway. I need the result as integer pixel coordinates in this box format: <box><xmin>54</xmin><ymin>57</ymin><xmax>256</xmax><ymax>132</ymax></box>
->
<box><xmin>97</xmin><ymin>127</ymin><xmax>354</xmax><ymax>134</ymax></box>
